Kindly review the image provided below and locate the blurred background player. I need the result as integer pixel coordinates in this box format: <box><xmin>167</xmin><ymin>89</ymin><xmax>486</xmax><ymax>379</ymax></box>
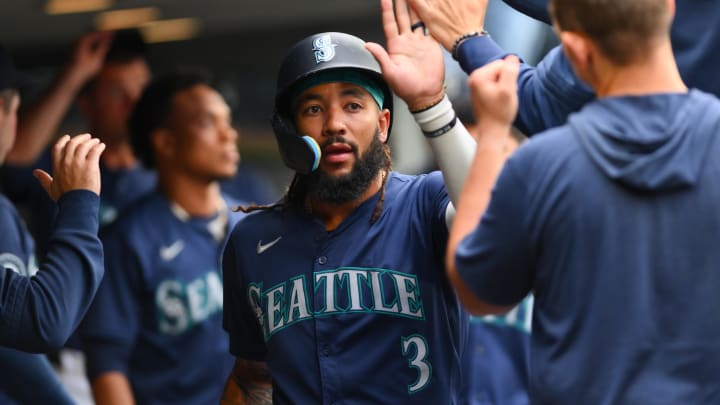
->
<box><xmin>80</xmin><ymin>70</ymin><xmax>244</xmax><ymax>404</ymax></box>
<box><xmin>1</xmin><ymin>29</ymin><xmax>153</xmax><ymax>258</ymax></box>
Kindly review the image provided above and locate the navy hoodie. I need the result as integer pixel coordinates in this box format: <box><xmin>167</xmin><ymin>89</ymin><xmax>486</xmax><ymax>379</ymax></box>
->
<box><xmin>456</xmin><ymin>90</ymin><xmax>720</xmax><ymax>404</ymax></box>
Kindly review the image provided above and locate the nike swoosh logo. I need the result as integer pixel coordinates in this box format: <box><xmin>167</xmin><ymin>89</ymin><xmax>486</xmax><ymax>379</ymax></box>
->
<box><xmin>257</xmin><ymin>236</ymin><xmax>282</xmax><ymax>254</ymax></box>
<box><xmin>159</xmin><ymin>240</ymin><xmax>185</xmax><ymax>262</ymax></box>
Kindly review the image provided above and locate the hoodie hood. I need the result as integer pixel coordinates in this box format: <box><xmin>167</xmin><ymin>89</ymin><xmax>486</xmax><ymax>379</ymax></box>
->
<box><xmin>572</xmin><ymin>90</ymin><xmax>720</xmax><ymax>191</ymax></box>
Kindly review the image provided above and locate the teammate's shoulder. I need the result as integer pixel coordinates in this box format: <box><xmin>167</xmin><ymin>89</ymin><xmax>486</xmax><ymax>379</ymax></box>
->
<box><xmin>102</xmin><ymin>192</ymin><xmax>169</xmax><ymax>235</ymax></box>
<box><xmin>387</xmin><ymin>171</ymin><xmax>443</xmax><ymax>187</ymax></box>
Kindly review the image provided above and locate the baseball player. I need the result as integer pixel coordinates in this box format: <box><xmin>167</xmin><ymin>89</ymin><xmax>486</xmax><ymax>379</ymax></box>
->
<box><xmin>220</xmin><ymin>0</ymin><xmax>478</xmax><ymax>402</ymax></box>
<box><xmin>0</xmin><ymin>45</ymin><xmax>105</xmax><ymax>403</ymax></box>
<box><xmin>448</xmin><ymin>0</ymin><xmax>720</xmax><ymax>403</ymax></box>
<box><xmin>0</xmin><ymin>46</ymin><xmax>105</xmax><ymax>354</ymax></box>
<box><xmin>79</xmin><ymin>71</ymin><xmax>244</xmax><ymax>404</ymax></box>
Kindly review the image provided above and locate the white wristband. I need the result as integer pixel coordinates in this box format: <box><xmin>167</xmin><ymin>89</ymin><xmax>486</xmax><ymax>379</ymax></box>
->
<box><xmin>411</xmin><ymin>95</ymin><xmax>456</xmax><ymax>135</ymax></box>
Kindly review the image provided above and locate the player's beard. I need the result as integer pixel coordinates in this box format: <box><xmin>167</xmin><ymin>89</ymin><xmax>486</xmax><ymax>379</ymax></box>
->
<box><xmin>306</xmin><ymin>128</ymin><xmax>388</xmax><ymax>205</ymax></box>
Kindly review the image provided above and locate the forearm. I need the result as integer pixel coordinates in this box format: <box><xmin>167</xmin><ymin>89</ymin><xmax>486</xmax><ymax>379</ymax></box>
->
<box><xmin>91</xmin><ymin>371</ymin><xmax>135</xmax><ymax>405</ymax></box>
<box><xmin>446</xmin><ymin>123</ymin><xmax>509</xmax><ymax>312</ymax></box>
<box><xmin>412</xmin><ymin>95</ymin><xmax>476</xmax><ymax>208</ymax></box>
<box><xmin>456</xmin><ymin>39</ymin><xmax>595</xmax><ymax>136</ymax></box>
<box><xmin>6</xmin><ymin>67</ymin><xmax>87</xmax><ymax>165</ymax></box>
<box><xmin>221</xmin><ymin>359</ymin><xmax>272</xmax><ymax>405</ymax></box>
<box><xmin>10</xmin><ymin>191</ymin><xmax>103</xmax><ymax>352</ymax></box>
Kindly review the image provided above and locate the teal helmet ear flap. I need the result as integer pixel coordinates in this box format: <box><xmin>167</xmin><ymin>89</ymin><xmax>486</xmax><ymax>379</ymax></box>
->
<box><xmin>271</xmin><ymin>113</ymin><xmax>321</xmax><ymax>175</ymax></box>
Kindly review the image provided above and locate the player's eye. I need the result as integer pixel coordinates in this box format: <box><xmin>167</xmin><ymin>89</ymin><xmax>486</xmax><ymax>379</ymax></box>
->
<box><xmin>302</xmin><ymin>105</ymin><xmax>322</xmax><ymax>115</ymax></box>
<box><xmin>346</xmin><ymin>102</ymin><xmax>362</xmax><ymax>111</ymax></box>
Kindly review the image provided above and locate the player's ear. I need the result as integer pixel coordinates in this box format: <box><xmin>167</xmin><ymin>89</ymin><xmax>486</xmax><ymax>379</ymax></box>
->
<box><xmin>378</xmin><ymin>108</ymin><xmax>390</xmax><ymax>143</ymax></box>
<box><xmin>151</xmin><ymin>128</ymin><xmax>175</xmax><ymax>163</ymax></box>
<box><xmin>559</xmin><ymin>31</ymin><xmax>593</xmax><ymax>80</ymax></box>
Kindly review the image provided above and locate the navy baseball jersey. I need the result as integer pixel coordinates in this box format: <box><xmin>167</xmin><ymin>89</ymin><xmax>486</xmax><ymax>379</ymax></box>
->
<box><xmin>223</xmin><ymin>171</ymin><xmax>468</xmax><ymax>404</ymax></box>
<box><xmin>461</xmin><ymin>296</ymin><xmax>532</xmax><ymax>405</ymax></box>
<box><xmin>0</xmin><ymin>190</ymin><xmax>103</xmax><ymax>352</ymax></box>
<box><xmin>80</xmin><ymin>191</ymin><xmax>244</xmax><ymax>405</ymax></box>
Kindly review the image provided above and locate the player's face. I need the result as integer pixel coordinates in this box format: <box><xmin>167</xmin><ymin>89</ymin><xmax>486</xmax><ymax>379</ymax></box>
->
<box><xmin>82</xmin><ymin>59</ymin><xmax>151</xmax><ymax>146</ymax></box>
<box><xmin>165</xmin><ymin>84</ymin><xmax>239</xmax><ymax>181</ymax></box>
<box><xmin>293</xmin><ymin>81</ymin><xmax>389</xmax><ymax>179</ymax></box>
<box><xmin>0</xmin><ymin>91</ymin><xmax>20</xmax><ymax>164</ymax></box>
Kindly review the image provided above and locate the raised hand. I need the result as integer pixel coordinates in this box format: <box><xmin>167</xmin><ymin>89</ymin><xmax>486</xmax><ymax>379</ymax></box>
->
<box><xmin>33</xmin><ymin>133</ymin><xmax>105</xmax><ymax>200</ymax></box>
<box><xmin>64</xmin><ymin>31</ymin><xmax>114</xmax><ymax>88</ymax></box>
<box><xmin>410</xmin><ymin>0</ymin><xmax>489</xmax><ymax>52</ymax></box>
<box><xmin>468</xmin><ymin>56</ymin><xmax>520</xmax><ymax>137</ymax></box>
<box><xmin>365</xmin><ymin>0</ymin><xmax>445</xmax><ymax>112</ymax></box>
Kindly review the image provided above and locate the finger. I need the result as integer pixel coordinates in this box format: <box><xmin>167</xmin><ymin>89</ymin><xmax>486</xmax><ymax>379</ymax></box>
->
<box><xmin>52</xmin><ymin>134</ymin><xmax>71</xmax><ymax>178</ymax></box>
<box><xmin>500</xmin><ymin>57</ymin><xmax>520</xmax><ymax>87</ymax></box>
<box><xmin>395</xmin><ymin>0</ymin><xmax>412</xmax><ymax>34</ymax></box>
<box><xmin>469</xmin><ymin>59</ymin><xmax>505</xmax><ymax>87</ymax></box>
<box><xmin>408</xmin><ymin>7</ymin><xmax>424</xmax><ymax>35</ymax></box>
<box><xmin>408</xmin><ymin>0</ymin><xmax>431</xmax><ymax>20</ymax></box>
<box><xmin>73</xmin><ymin>137</ymin><xmax>101</xmax><ymax>164</ymax></box>
<box><xmin>380</xmin><ymin>0</ymin><xmax>400</xmax><ymax>40</ymax></box>
<box><xmin>504</xmin><ymin>55</ymin><xmax>520</xmax><ymax>64</ymax></box>
<box><xmin>63</xmin><ymin>133</ymin><xmax>92</xmax><ymax>168</ymax></box>
<box><xmin>32</xmin><ymin>169</ymin><xmax>55</xmax><ymax>201</ymax></box>
<box><xmin>498</xmin><ymin>62</ymin><xmax>520</xmax><ymax>104</ymax></box>
<box><xmin>365</xmin><ymin>43</ymin><xmax>396</xmax><ymax>78</ymax></box>
<box><xmin>86</xmin><ymin>141</ymin><xmax>106</xmax><ymax>167</ymax></box>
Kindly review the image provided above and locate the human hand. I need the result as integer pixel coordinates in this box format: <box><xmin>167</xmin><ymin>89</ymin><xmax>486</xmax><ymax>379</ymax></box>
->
<box><xmin>64</xmin><ymin>31</ymin><xmax>114</xmax><ymax>88</ymax></box>
<box><xmin>365</xmin><ymin>0</ymin><xmax>445</xmax><ymax>112</ymax></box>
<box><xmin>33</xmin><ymin>134</ymin><xmax>105</xmax><ymax>200</ymax></box>
<box><xmin>409</xmin><ymin>0</ymin><xmax>488</xmax><ymax>52</ymax></box>
<box><xmin>468</xmin><ymin>56</ymin><xmax>519</xmax><ymax>137</ymax></box>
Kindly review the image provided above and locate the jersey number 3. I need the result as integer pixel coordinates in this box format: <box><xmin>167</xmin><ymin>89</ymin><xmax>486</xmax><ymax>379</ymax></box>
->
<box><xmin>401</xmin><ymin>335</ymin><xmax>432</xmax><ymax>393</ymax></box>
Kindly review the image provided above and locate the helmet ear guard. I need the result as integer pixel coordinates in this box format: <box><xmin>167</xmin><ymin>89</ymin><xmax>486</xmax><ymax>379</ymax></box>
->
<box><xmin>271</xmin><ymin>113</ymin><xmax>321</xmax><ymax>175</ymax></box>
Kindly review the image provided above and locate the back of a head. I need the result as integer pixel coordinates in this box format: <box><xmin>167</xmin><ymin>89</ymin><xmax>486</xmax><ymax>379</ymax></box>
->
<box><xmin>129</xmin><ymin>70</ymin><xmax>213</xmax><ymax>169</ymax></box>
<box><xmin>549</xmin><ymin>0</ymin><xmax>671</xmax><ymax>65</ymax></box>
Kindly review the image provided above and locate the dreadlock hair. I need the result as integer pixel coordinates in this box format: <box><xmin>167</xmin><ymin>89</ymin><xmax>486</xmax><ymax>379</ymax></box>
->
<box><xmin>235</xmin><ymin>137</ymin><xmax>392</xmax><ymax>224</ymax></box>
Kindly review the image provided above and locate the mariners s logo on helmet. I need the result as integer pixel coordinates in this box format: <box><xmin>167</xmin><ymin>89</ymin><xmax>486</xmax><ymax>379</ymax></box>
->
<box><xmin>312</xmin><ymin>35</ymin><xmax>337</xmax><ymax>64</ymax></box>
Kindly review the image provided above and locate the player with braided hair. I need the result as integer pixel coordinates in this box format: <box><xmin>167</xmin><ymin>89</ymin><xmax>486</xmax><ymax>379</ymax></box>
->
<box><xmin>220</xmin><ymin>0</ymin><xmax>479</xmax><ymax>403</ymax></box>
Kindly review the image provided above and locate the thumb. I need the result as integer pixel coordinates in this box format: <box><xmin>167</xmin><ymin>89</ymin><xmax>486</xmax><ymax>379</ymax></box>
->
<box><xmin>33</xmin><ymin>169</ymin><xmax>56</xmax><ymax>201</ymax></box>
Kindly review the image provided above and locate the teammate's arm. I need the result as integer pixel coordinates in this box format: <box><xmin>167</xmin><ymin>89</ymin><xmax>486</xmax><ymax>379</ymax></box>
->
<box><xmin>410</xmin><ymin>0</ymin><xmax>595</xmax><ymax>136</ymax></box>
<box><xmin>220</xmin><ymin>358</ymin><xmax>272</xmax><ymax>405</ymax></box>
<box><xmin>90</xmin><ymin>371</ymin><xmax>135</xmax><ymax>405</ymax></box>
<box><xmin>447</xmin><ymin>57</ymin><xmax>521</xmax><ymax>315</ymax></box>
<box><xmin>366</xmin><ymin>0</ymin><xmax>476</xmax><ymax>225</ymax></box>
